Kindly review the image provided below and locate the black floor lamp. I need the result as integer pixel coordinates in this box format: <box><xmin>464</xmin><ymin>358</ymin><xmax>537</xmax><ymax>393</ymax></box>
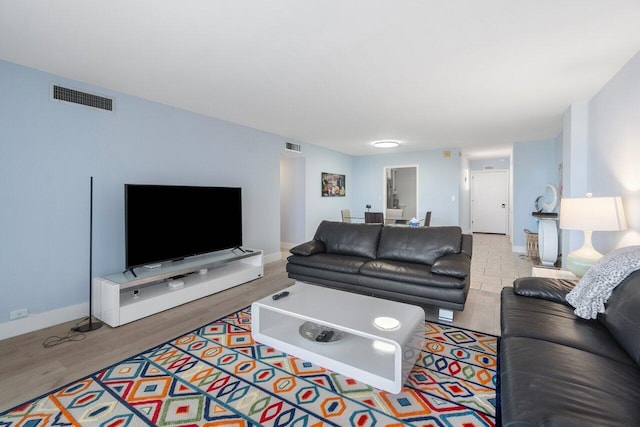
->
<box><xmin>72</xmin><ymin>176</ymin><xmax>103</xmax><ymax>332</ymax></box>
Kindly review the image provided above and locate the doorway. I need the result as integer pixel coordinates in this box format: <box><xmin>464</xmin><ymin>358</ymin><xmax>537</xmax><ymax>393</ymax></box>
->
<box><xmin>280</xmin><ymin>156</ymin><xmax>305</xmax><ymax>251</ymax></box>
<box><xmin>471</xmin><ymin>170</ymin><xmax>509</xmax><ymax>234</ymax></box>
<box><xmin>383</xmin><ymin>166</ymin><xmax>418</xmax><ymax>221</ymax></box>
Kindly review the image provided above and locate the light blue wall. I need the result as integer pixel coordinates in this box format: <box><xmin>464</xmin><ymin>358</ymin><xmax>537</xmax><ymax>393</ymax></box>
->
<box><xmin>280</xmin><ymin>156</ymin><xmax>306</xmax><ymax>246</ymax></box>
<box><xmin>352</xmin><ymin>149</ymin><xmax>461</xmax><ymax>226</ymax></box>
<box><xmin>0</xmin><ymin>60</ymin><xmax>337</xmax><ymax>326</ymax></box>
<box><xmin>459</xmin><ymin>155</ymin><xmax>471</xmax><ymax>233</ymax></box>
<box><xmin>559</xmin><ymin>51</ymin><xmax>640</xmax><ymax>260</ymax></box>
<box><xmin>560</xmin><ymin>103</ymin><xmax>590</xmax><ymax>260</ymax></box>
<box><xmin>512</xmin><ymin>139</ymin><xmax>559</xmax><ymax>248</ymax></box>
<box><xmin>585</xmin><ymin>51</ymin><xmax>640</xmax><ymax>252</ymax></box>
<box><xmin>301</xmin><ymin>144</ymin><xmax>355</xmax><ymax>240</ymax></box>
<box><xmin>7</xmin><ymin>48</ymin><xmax>639</xmax><ymax>331</ymax></box>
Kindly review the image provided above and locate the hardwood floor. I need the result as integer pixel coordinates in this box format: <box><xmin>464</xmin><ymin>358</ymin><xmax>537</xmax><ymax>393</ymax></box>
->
<box><xmin>0</xmin><ymin>234</ymin><xmax>531</xmax><ymax>412</ymax></box>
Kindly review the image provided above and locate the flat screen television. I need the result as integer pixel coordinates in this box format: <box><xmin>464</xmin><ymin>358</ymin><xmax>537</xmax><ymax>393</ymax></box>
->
<box><xmin>125</xmin><ymin>184</ymin><xmax>242</xmax><ymax>269</ymax></box>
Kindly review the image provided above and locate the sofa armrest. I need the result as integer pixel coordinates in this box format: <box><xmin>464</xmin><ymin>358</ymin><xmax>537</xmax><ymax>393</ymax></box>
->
<box><xmin>430</xmin><ymin>253</ymin><xmax>470</xmax><ymax>279</ymax></box>
<box><xmin>290</xmin><ymin>240</ymin><xmax>326</xmax><ymax>256</ymax></box>
<box><xmin>513</xmin><ymin>277</ymin><xmax>577</xmax><ymax>304</ymax></box>
<box><xmin>461</xmin><ymin>234</ymin><xmax>473</xmax><ymax>258</ymax></box>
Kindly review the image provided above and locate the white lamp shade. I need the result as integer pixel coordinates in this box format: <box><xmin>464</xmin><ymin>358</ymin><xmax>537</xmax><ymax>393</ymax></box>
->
<box><xmin>559</xmin><ymin>197</ymin><xmax>627</xmax><ymax>232</ymax></box>
<box><xmin>559</xmin><ymin>196</ymin><xmax>627</xmax><ymax>277</ymax></box>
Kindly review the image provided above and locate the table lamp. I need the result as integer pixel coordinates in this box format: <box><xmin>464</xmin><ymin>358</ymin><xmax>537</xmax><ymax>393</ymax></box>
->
<box><xmin>559</xmin><ymin>195</ymin><xmax>627</xmax><ymax>277</ymax></box>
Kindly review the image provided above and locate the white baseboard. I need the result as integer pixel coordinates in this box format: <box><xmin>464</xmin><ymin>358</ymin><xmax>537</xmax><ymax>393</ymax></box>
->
<box><xmin>0</xmin><ymin>302</ymin><xmax>87</xmax><ymax>341</ymax></box>
<box><xmin>512</xmin><ymin>245</ymin><xmax>526</xmax><ymax>254</ymax></box>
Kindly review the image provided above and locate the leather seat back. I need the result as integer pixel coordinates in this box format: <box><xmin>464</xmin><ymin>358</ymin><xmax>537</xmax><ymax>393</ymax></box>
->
<box><xmin>376</xmin><ymin>226</ymin><xmax>462</xmax><ymax>265</ymax></box>
<box><xmin>313</xmin><ymin>221</ymin><xmax>382</xmax><ymax>259</ymax></box>
<box><xmin>599</xmin><ymin>269</ymin><xmax>640</xmax><ymax>366</ymax></box>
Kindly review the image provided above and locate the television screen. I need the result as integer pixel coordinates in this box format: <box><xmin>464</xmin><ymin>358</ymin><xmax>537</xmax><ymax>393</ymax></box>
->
<box><xmin>125</xmin><ymin>184</ymin><xmax>242</xmax><ymax>269</ymax></box>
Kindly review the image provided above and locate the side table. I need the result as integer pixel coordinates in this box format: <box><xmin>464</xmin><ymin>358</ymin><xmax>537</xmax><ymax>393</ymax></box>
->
<box><xmin>531</xmin><ymin>266</ymin><xmax>577</xmax><ymax>280</ymax></box>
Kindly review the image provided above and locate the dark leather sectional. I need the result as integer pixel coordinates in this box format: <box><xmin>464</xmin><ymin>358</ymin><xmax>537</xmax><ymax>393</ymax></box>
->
<box><xmin>500</xmin><ymin>271</ymin><xmax>640</xmax><ymax>425</ymax></box>
<box><xmin>286</xmin><ymin>220</ymin><xmax>472</xmax><ymax>313</ymax></box>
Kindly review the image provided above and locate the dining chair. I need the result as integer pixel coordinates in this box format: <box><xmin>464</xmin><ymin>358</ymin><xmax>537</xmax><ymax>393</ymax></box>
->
<box><xmin>424</xmin><ymin>211</ymin><xmax>432</xmax><ymax>227</ymax></box>
<box><xmin>364</xmin><ymin>212</ymin><xmax>384</xmax><ymax>224</ymax></box>
<box><xmin>385</xmin><ymin>208</ymin><xmax>404</xmax><ymax>224</ymax></box>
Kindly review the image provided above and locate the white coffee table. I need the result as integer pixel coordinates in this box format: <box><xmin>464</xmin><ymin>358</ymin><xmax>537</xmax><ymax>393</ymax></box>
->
<box><xmin>251</xmin><ymin>281</ymin><xmax>425</xmax><ymax>393</ymax></box>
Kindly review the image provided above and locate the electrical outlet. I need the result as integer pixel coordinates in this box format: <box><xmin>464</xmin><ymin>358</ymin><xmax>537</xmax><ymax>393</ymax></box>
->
<box><xmin>10</xmin><ymin>308</ymin><xmax>28</xmax><ymax>320</ymax></box>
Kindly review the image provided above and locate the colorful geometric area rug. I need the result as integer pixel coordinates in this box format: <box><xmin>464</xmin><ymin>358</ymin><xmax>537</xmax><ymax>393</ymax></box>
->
<box><xmin>0</xmin><ymin>306</ymin><xmax>499</xmax><ymax>426</ymax></box>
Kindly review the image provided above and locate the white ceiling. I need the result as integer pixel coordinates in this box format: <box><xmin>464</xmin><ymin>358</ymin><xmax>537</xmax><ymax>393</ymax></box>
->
<box><xmin>1</xmin><ymin>1</ymin><xmax>640</xmax><ymax>157</ymax></box>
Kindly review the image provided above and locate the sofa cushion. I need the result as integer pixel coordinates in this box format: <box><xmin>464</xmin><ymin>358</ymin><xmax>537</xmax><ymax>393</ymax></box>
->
<box><xmin>501</xmin><ymin>287</ymin><xmax>635</xmax><ymax>365</ymax></box>
<box><xmin>430</xmin><ymin>253</ymin><xmax>470</xmax><ymax>279</ymax></box>
<box><xmin>285</xmin><ymin>263</ymin><xmax>362</xmax><ymax>287</ymax></box>
<box><xmin>513</xmin><ymin>276</ymin><xmax>576</xmax><ymax>305</ymax></box>
<box><xmin>287</xmin><ymin>253</ymin><xmax>368</xmax><ymax>274</ymax></box>
<box><xmin>360</xmin><ymin>259</ymin><xmax>465</xmax><ymax>289</ymax></box>
<box><xmin>599</xmin><ymin>269</ymin><xmax>640</xmax><ymax>365</ymax></box>
<box><xmin>358</xmin><ymin>274</ymin><xmax>469</xmax><ymax>307</ymax></box>
<box><xmin>289</xmin><ymin>240</ymin><xmax>326</xmax><ymax>256</ymax></box>
<box><xmin>376</xmin><ymin>226</ymin><xmax>462</xmax><ymax>265</ymax></box>
<box><xmin>313</xmin><ymin>221</ymin><xmax>382</xmax><ymax>259</ymax></box>
<box><xmin>500</xmin><ymin>336</ymin><xmax>640</xmax><ymax>426</ymax></box>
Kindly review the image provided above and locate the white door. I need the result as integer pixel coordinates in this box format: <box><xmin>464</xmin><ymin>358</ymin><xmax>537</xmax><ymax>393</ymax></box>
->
<box><xmin>471</xmin><ymin>170</ymin><xmax>509</xmax><ymax>234</ymax></box>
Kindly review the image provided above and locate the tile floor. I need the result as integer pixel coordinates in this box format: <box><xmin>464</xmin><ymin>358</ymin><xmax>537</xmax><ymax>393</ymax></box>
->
<box><xmin>470</xmin><ymin>232</ymin><xmax>535</xmax><ymax>293</ymax></box>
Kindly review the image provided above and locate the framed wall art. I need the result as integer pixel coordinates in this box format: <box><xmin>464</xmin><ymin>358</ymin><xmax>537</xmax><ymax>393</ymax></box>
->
<box><xmin>321</xmin><ymin>172</ymin><xmax>345</xmax><ymax>197</ymax></box>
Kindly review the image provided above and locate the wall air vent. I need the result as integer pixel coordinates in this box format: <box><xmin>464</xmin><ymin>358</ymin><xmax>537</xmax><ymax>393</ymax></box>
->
<box><xmin>285</xmin><ymin>142</ymin><xmax>302</xmax><ymax>153</ymax></box>
<box><xmin>52</xmin><ymin>84</ymin><xmax>114</xmax><ymax>112</ymax></box>
<box><xmin>484</xmin><ymin>165</ymin><xmax>495</xmax><ymax>170</ymax></box>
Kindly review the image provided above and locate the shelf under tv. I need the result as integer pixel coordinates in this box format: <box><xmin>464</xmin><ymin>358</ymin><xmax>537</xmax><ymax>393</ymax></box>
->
<box><xmin>93</xmin><ymin>249</ymin><xmax>263</xmax><ymax>327</ymax></box>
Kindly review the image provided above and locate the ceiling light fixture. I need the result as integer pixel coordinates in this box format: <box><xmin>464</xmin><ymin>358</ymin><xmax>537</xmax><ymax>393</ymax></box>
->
<box><xmin>372</xmin><ymin>140</ymin><xmax>400</xmax><ymax>148</ymax></box>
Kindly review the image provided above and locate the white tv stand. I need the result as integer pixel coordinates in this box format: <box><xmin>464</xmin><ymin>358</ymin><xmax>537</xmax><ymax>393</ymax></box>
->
<box><xmin>93</xmin><ymin>249</ymin><xmax>263</xmax><ymax>327</ymax></box>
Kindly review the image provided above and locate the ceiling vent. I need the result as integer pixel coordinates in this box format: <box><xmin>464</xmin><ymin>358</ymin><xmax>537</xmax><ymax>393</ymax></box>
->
<box><xmin>52</xmin><ymin>84</ymin><xmax>114</xmax><ymax>112</ymax></box>
<box><xmin>285</xmin><ymin>142</ymin><xmax>302</xmax><ymax>153</ymax></box>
